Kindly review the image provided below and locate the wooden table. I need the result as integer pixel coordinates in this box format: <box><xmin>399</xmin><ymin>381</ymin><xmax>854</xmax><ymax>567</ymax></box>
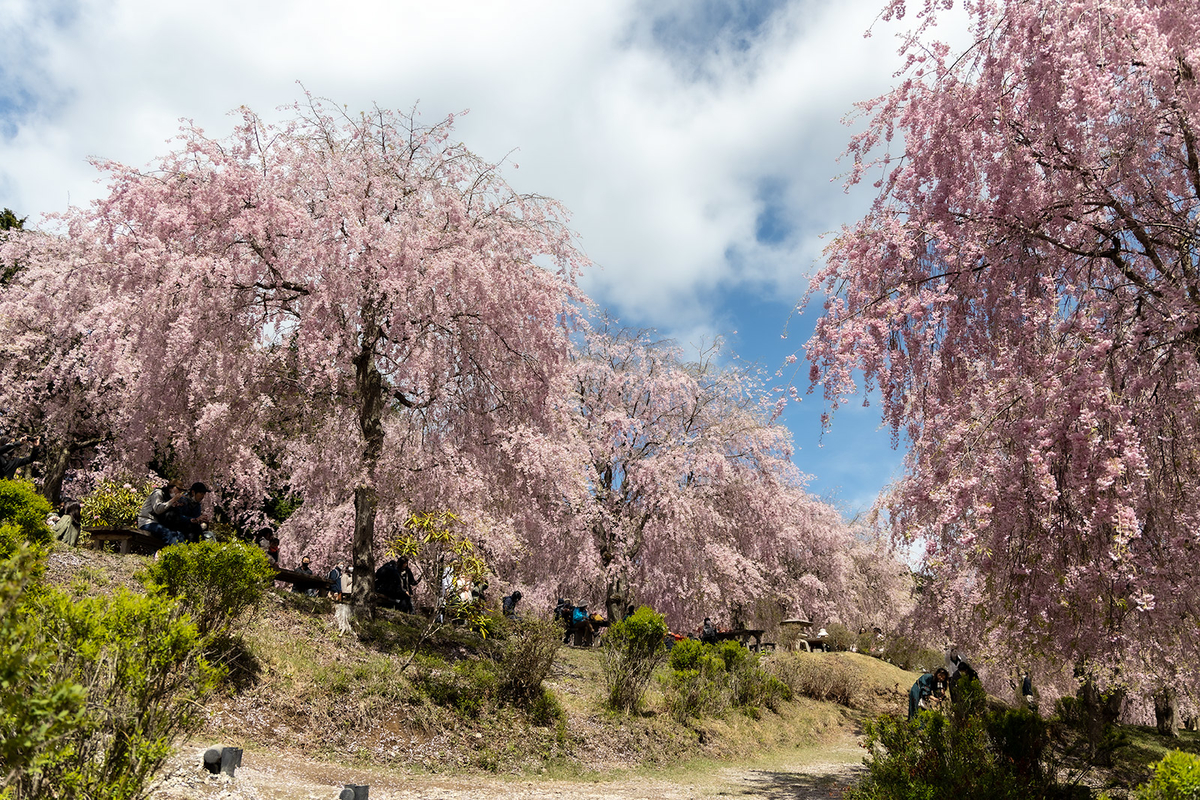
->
<box><xmin>83</xmin><ymin>526</ymin><xmax>164</xmax><ymax>555</ymax></box>
<box><xmin>713</xmin><ymin>628</ymin><xmax>766</xmax><ymax>651</ymax></box>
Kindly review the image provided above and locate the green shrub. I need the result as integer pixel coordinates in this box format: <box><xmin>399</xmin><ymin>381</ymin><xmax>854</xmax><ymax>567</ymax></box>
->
<box><xmin>663</xmin><ymin>666</ymin><xmax>727</xmax><ymax>722</ymax></box>
<box><xmin>1128</xmin><ymin>750</ymin><xmax>1200</xmax><ymax>800</ymax></box>
<box><xmin>823</xmin><ymin>622</ymin><xmax>856</xmax><ymax>652</ymax></box>
<box><xmin>0</xmin><ymin>544</ymin><xmax>86</xmax><ymax>791</ymax></box>
<box><xmin>667</xmin><ymin>637</ymin><xmax>708</xmax><ymax>672</ymax></box>
<box><xmin>493</xmin><ymin>615</ymin><xmax>561</xmax><ymax>705</ymax></box>
<box><xmin>526</xmin><ymin>687</ymin><xmax>565</xmax><ymax>728</ymax></box>
<box><xmin>0</xmin><ymin>479</ymin><xmax>52</xmax><ymax>553</ymax></box>
<box><xmin>1</xmin><ymin>542</ymin><xmax>220</xmax><ymax>800</ymax></box>
<box><xmin>662</xmin><ymin>638</ymin><xmax>789</xmax><ymax>721</ymax></box>
<box><xmin>80</xmin><ymin>477</ymin><xmax>158</xmax><ymax>528</ymax></box>
<box><xmin>601</xmin><ymin>606</ymin><xmax>668</xmax><ymax>712</ymax></box>
<box><xmin>846</xmin><ymin>705</ymin><xmax>1082</xmax><ymax>800</ymax></box>
<box><xmin>414</xmin><ymin>660</ymin><xmax>497</xmax><ymax>717</ymax></box>
<box><xmin>139</xmin><ymin>540</ymin><xmax>275</xmax><ymax>639</ymax></box>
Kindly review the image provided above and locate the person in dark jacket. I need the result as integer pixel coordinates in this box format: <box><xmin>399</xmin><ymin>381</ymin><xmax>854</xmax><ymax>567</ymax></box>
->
<box><xmin>948</xmin><ymin>652</ymin><xmax>980</xmax><ymax>704</ymax></box>
<box><xmin>908</xmin><ymin>668</ymin><xmax>950</xmax><ymax>720</ymax></box>
<box><xmin>167</xmin><ymin>482</ymin><xmax>211</xmax><ymax>542</ymax></box>
<box><xmin>295</xmin><ymin>556</ymin><xmax>318</xmax><ymax>596</ymax></box>
<box><xmin>396</xmin><ymin>556</ymin><xmax>420</xmax><ymax>613</ymax></box>
<box><xmin>701</xmin><ymin>618</ymin><xmax>718</xmax><ymax>645</ymax></box>
<box><xmin>0</xmin><ymin>436</ymin><xmax>39</xmax><ymax>481</ymax></box>
<box><xmin>136</xmin><ymin>481</ymin><xmax>187</xmax><ymax>545</ymax></box>
<box><xmin>502</xmin><ymin>590</ymin><xmax>523</xmax><ymax>617</ymax></box>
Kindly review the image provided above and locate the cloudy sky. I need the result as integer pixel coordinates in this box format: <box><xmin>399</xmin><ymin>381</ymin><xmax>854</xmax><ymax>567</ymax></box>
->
<box><xmin>0</xmin><ymin>0</ymin><xmax>954</xmax><ymax>514</ymax></box>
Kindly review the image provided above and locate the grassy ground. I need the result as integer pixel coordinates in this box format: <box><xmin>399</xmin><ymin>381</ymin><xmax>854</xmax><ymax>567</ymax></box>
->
<box><xmin>44</xmin><ymin>547</ymin><xmax>916</xmax><ymax>779</ymax></box>
<box><xmin>46</xmin><ymin>546</ymin><xmax>1200</xmax><ymax>797</ymax></box>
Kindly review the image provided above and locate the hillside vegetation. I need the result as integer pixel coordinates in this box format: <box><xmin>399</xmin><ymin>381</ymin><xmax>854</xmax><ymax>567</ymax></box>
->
<box><xmin>45</xmin><ymin>548</ymin><xmax>915</xmax><ymax>779</ymax></box>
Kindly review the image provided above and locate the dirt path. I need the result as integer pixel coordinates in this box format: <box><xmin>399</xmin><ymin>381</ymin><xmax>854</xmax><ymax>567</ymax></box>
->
<box><xmin>151</xmin><ymin>737</ymin><xmax>866</xmax><ymax>799</ymax></box>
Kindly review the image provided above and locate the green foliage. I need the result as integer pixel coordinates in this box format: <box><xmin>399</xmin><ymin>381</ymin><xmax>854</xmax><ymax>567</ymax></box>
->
<box><xmin>0</xmin><ymin>545</ymin><xmax>86</xmax><ymax>788</ymax></box>
<box><xmin>1127</xmin><ymin>750</ymin><xmax>1200</xmax><ymax>800</ymax></box>
<box><xmin>663</xmin><ymin>639</ymin><xmax>790</xmax><ymax>722</ymax></box>
<box><xmin>408</xmin><ymin>616</ymin><xmax>563</xmax><ymax>725</ymax></box>
<box><xmin>667</xmin><ymin>637</ymin><xmax>708</xmax><ymax>672</ymax></box>
<box><xmin>846</xmin><ymin>705</ymin><xmax>1083</xmax><ymax>800</ymax></box>
<box><xmin>822</xmin><ymin>622</ymin><xmax>857</xmax><ymax>652</ymax></box>
<box><xmin>263</xmin><ymin>491</ymin><xmax>301</xmax><ymax>524</ymax></box>
<box><xmin>0</xmin><ymin>542</ymin><xmax>221</xmax><ymax>799</ymax></box>
<box><xmin>492</xmin><ymin>615</ymin><xmax>562</xmax><ymax>705</ymax></box>
<box><xmin>387</xmin><ymin>510</ymin><xmax>492</xmax><ymax>631</ymax></box>
<box><xmin>413</xmin><ymin>659</ymin><xmax>497</xmax><ymax>717</ymax></box>
<box><xmin>601</xmin><ymin>606</ymin><xmax>668</xmax><ymax>713</ymax></box>
<box><xmin>0</xmin><ymin>208</ymin><xmax>24</xmax><ymax>231</ymax></box>
<box><xmin>139</xmin><ymin>540</ymin><xmax>275</xmax><ymax>639</ymax></box>
<box><xmin>0</xmin><ymin>479</ymin><xmax>53</xmax><ymax>553</ymax></box>
<box><xmin>80</xmin><ymin>477</ymin><xmax>159</xmax><ymax>529</ymax></box>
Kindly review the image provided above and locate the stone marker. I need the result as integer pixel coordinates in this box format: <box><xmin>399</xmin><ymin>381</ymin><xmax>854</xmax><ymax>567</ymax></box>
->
<box><xmin>202</xmin><ymin>748</ymin><xmax>221</xmax><ymax>774</ymax></box>
<box><xmin>219</xmin><ymin>747</ymin><xmax>242</xmax><ymax>777</ymax></box>
<box><xmin>340</xmin><ymin>784</ymin><xmax>369</xmax><ymax>800</ymax></box>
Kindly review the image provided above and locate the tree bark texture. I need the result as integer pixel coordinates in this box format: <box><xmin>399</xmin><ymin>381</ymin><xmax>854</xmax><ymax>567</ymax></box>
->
<box><xmin>1154</xmin><ymin>687</ymin><xmax>1179</xmax><ymax>738</ymax></box>
<box><xmin>351</xmin><ymin>323</ymin><xmax>386</xmax><ymax>610</ymax></box>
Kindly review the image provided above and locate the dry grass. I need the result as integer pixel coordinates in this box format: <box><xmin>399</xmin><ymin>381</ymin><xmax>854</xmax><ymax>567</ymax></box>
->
<box><xmin>46</xmin><ymin>549</ymin><xmax>924</xmax><ymax>777</ymax></box>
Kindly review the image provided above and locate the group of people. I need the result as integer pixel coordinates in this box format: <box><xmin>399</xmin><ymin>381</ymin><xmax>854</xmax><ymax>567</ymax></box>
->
<box><xmin>907</xmin><ymin>652</ymin><xmax>982</xmax><ymax>719</ymax></box>
<box><xmin>1</xmin><ymin>435</ymin><xmax>40</xmax><ymax>482</ymax></box>
<box><xmin>137</xmin><ymin>480</ymin><xmax>212</xmax><ymax>546</ymax></box>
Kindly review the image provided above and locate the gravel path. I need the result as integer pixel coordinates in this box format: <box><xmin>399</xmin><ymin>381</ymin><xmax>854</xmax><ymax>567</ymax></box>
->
<box><xmin>151</xmin><ymin>740</ymin><xmax>866</xmax><ymax>800</ymax></box>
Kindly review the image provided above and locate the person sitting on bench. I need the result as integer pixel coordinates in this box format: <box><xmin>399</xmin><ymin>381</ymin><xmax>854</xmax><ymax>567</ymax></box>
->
<box><xmin>137</xmin><ymin>481</ymin><xmax>188</xmax><ymax>546</ymax></box>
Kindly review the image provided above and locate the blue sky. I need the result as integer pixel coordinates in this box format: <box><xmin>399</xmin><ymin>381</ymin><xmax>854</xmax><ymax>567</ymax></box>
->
<box><xmin>0</xmin><ymin>0</ymin><xmax>944</xmax><ymax>514</ymax></box>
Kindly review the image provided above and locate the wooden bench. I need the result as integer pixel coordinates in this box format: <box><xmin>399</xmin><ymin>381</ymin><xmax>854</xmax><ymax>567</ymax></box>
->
<box><xmin>83</xmin><ymin>526</ymin><xmax>164</xmax><ymax>555</ymax></box>
<box><xmin>273</xmin><ymin>567</ymin><xmax>333</xmax><ymax>593</ymax></box>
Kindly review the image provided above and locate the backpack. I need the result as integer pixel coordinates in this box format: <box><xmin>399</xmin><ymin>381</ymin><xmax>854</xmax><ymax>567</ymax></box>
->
<box><xmin>571</xmin><ymin>606</ymin><xmax>588</xmax><ymax>625</ymax></box>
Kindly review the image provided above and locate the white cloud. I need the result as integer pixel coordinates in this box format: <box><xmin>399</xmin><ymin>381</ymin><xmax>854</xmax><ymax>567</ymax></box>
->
<box><xmin>0</xmin><ymin>0</ymin><xmax>918</xmax><ymax>326</ymax></box>
<box><xmin>0</xmin><ymin>0</ymin><xmax>970</xmax><ymax>507</ymax></box>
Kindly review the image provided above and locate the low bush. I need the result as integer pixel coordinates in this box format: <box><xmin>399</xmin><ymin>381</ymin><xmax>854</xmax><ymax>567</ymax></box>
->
<box><xmin>0</xmin><ymin>544</ymin><xmax>86</xmax><ymax>794</ymax></box>
<box><xmin>1119</xmin><ymin>750</ymin><xmax>1200</xmax><ymax>800</ymax></box>
<box><xmin>846</xmin><ymin>703</ymin><xmax>1085</xmax><ymax>800</ymax></box>
<box><xmin>80</xmin><ymin>476</ymin><xmax>159</xmax><ymax>528</ymax></box>
<box><xmin>139</xmin><ymin>540</ymin><xmax>275</xmax><ymax>639</ymax></box>
<box><xmin>493</xmin><ymin>615</ymin><xmax>561</xmax><ymax>705</ymax></box>
<box><xmin>601</xmin><ymin>606</ymin><xmax>669</xmax><ymax>712</ymax></box>
<box><xmin>1</xmin><ymin>541</ymin><xmax>220</xmax><ymax>800</ymax></box>
<box><xmin>0</xmin><ymin>478</ymin><xmax>52</xmax><ymax>552</ymax></box>
<box><xmin>413</xmin><ymin>659</ymin><xmax>497</xmax><ymax>717</ymax></box>
<box><xmin>769</xmin><ymin>653</ymin><xmax>863</xmax><ymax>707</ymax></box>
<box><xmin>662</xmin><ymin>639</ymin><xmax>790</xmax><ymax>721</ymax></box>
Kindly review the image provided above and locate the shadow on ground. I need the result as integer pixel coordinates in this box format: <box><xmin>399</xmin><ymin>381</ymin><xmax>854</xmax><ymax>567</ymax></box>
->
<box><xmin>733</xmin><ymin>766</ymin><xmax>865</xmax><ymax>799</ymax></box>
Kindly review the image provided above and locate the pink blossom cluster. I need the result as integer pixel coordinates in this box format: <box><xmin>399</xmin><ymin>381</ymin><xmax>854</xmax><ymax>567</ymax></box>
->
<box><xmin>806</xmin><ymin>0</ymin><xmax>1200</xmax><ymax>707</ymax></box>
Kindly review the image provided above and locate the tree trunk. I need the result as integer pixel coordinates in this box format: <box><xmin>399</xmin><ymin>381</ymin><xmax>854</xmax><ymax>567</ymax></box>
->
<box><xmin>41</xmin><ymin>438</ymin><xmax>72</xmax><ymax>506</ymax></box>
<box><xmin>351</xmin><ymin>484</ymin><xmax>378</xmax><ymax>609</ymax></box>
<box><xmin>1153</xmin><ymin>687</ymin><xmax>1179</xmax><ymax>738</ymax></box>
<box><xmin>350</xmin><ymin>320</ymin><xmax>386</xmax><ymax>612</ymax></box>
<box><xmin>606</xmin><ymin>572</ymin><xmax>629</xmax><ymax>623</ymax></box>
<box><xmin>39</xmin><ymin>435</ymin><xmax>102</xmax><ymax>506</ymax></box>
<box><xmin>1078</xmin><ymin>679</ymin><xmax>1125</xmax><ymax>766</ymax></box>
